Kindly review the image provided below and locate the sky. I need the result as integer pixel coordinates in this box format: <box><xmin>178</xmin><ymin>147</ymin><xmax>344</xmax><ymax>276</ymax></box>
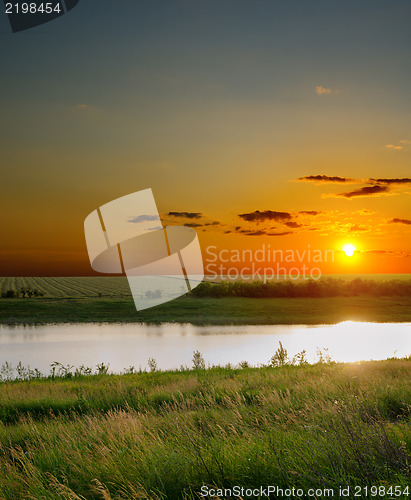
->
<box><xmin>0</xmin><ymin>0</ymin><xmax>410</xmax><ymax>276</ymax></box>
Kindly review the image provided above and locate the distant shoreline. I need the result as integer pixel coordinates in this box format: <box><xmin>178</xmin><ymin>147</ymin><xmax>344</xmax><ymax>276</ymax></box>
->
<box><xmin>1</xmin><ymin>295</ymin><xmax>411</xmax><ymax>326</ymax></box>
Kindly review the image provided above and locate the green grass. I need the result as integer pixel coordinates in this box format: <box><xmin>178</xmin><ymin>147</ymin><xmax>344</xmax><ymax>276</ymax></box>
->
<box><xmin>1</xmin><ymin>277</ymin><xmax>411</xmax><ymax>325</ymax></box>
<box><xmin>1</xmin><ymin>295</ymin><xmax>411</xmax><ymax>325</ymax></box>
<box><xmin>0</xmin><ymin>359</ymin><xmax>410</xmax><ymax>499</ymax></box>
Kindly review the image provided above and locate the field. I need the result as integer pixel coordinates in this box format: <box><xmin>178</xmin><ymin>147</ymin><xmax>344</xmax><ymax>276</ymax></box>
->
<box><xmin>1</xmin><ymin>277</ymin><xmax>411</xmax><ymax>325</ymax></box>
<box><xmin>0</xmin><ymin>359</ymin><xmax>410</xmax><ymax>499</ymax></box>
<box><xmin>0</xmin><ymin>277</ymin><xmax>131</xmax><ymax>298</ymax></box>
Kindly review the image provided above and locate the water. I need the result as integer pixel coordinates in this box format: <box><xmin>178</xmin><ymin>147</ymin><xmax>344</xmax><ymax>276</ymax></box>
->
<box><xmin>0</xmin><ymin>322</ymin><xmax>409</xmax><ymax>375</ymax></box>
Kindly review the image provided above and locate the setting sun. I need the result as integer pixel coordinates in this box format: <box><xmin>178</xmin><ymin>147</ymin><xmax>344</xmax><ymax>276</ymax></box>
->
<box><xmin>343</xmin><ymin>244</ymin><xmax>356</xmax><ymax>257</ymax></box>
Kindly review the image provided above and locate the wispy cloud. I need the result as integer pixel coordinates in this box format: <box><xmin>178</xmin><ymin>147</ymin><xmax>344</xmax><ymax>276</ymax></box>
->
<box><xmin>315</xmin><ymin>86</ymin><xmax>332</xmax><ymax>96</ymax></box>
<box><xmin>284</xmin><ymin>221</ymin><xmax>303</xmax><ymax>228</ymax></box>
<box><xmin>333</xmin><ymin>185</ymin><xmax>390</xmax><ymax>198</ymax></box>
<box><xmin>184</xmin><ymin>222</ymin><xmax>202</xmax><ymax>228</ymax></box>
<box><xmin>349</xmin><ymin>224</ymin><xmax>368</xmax><ymax>232</ymax></box>
<box><xmin>129</xmin><ymin>214</ymin><xmax>160</xmax><ymax>223</ymax></box>
<box><xmin>299</xmin><ymin>210</ymin><xmax>322</xmax><ymax>216</ymax></box>
<box><xmin>385</xmin><ymin>139</ymin><xmax>411</xmax><ymax>151</ymax></box>
<box><xmin>298</xmin><ymin>175</ymin><xmax>357</xmax><ymax>183</ymax></box>
<box><xmin>370</xmin><ymin>178</ymin><xmax>411</xmax><ymax>185</ymax></box>
<box><xmin>241</xmin><ymin>230</ymin><xmax>293</xmax><ymax>237</ymax></box>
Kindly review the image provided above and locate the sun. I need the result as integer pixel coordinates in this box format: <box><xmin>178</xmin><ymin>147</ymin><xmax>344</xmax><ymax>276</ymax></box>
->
<box><xmin>342</xmin><ymin>243</ymin><xmax>356</xmax><ymax>257</ymax></box>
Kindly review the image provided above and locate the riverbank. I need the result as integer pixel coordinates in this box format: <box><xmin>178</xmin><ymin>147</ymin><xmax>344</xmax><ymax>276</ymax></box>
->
<box><xmin>0</xmin><ymin>359</ymin><xmax>410</xmax><ymax>498</ymax></box>
<box><xmin>1</xmin><ymin>295</ymin><xmax>411</xmax><ymax>325</ymax></box>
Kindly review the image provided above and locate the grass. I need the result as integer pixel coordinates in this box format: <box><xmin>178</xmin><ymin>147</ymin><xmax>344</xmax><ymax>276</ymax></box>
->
<box><xmin>1</xmin><ymin>277</ymin><xmax>411</xmax><ymax>325</ymax></box>
<box><xmin>1</xmin><ymin>295</ymin><xmax>411</xmax><ymax>325</ymax></box>
<box><xmin>0</xmin><ymin>358</ymin><xmax>410</xmax><ymax>499</ymax></box>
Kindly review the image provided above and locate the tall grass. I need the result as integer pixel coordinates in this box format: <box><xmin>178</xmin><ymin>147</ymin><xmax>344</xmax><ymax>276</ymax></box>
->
<box><xmin>0</xmin><ymin>359</ymin><xmax>410</xmax><ymax>499</ymax></box>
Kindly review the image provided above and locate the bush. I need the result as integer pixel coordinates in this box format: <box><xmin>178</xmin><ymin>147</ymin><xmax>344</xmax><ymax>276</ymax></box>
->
<box><xmin>192</xmin><ymin>350</ymin><xmax>206</xmax><ymax>370</ymax></box>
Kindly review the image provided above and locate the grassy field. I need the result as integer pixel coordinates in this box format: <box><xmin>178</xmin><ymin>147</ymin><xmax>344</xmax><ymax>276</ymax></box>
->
<box><xmin>1</xmin><ymin>295</ymin><xmax>411</xmax><ymax>325</ymax></box>
<box><xmin>0</xmin><ymin>359</ymin><xmax>409</xmax><ymax>499</ymax></box>
<box><xmin>1</xmin><ymin>277</ymin><xmax>411</xmax><ymax>324</ymax></box>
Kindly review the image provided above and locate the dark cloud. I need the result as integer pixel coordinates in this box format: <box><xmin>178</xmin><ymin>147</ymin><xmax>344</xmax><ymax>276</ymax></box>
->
<box><xmin>129</xmin><ymin>214</ymin><xmax>160</xmax><ymax>223</ymax></box>
<box><xmin>204</xmin><ymin>221</ymin><xmax>220</xmax><ymax>226</ymax></box>
<box><xmin>238</xmin><ymin>210</ymin><xmax>292</xmax><ymax>222</ymax></box>
<box><xmin>224</xmin><ymin>230</ymin><xmax>232</xmax><ymax>234</ymax></box>
<box><xmin>335</xmin><ymin>185</ymin><xmax>389</xmax><ymax>198</ymax></box>
<box><xmin>298</xmin><ymin>175</ymin><xmax>357</xmax><ymax>183</ymax></box>
<box><xmin>370</xmin><ymin>178</ymin><xmax>411</xmax><ymax>185</ymax></box>
<box><xmin>299</xmin><ymin>210</ymin><xmax>322</xmax><ymax>216</ymax></box>
<box><xmin>168</xmin><ymin>212</ymin><xmax>203</xmax><ymax>219</ymax></box>
<box><xmin>389</xmin><ymin>218</ymin><xmax>411</xmax><ymax>225</ymax></box>
<box><xmin>241</xmin><ymin>229</ymin><xmax>293</xmax><ymax>237</ymax></box>
<box><xmin>184</xmin><ymin>223</ymin><xmax>202</xmax><ymax>228</ymax></box>
<box><xmin>284</xmin><ymin>221</ymin><xmax>303</xmax><ymax>228</ymax></box>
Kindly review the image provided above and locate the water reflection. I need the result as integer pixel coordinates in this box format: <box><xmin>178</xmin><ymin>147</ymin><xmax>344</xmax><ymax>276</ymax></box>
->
<box><xmin>0</xmin><ymin>321</ymin><xmax>409</xmax><ymax>374</ymax></box>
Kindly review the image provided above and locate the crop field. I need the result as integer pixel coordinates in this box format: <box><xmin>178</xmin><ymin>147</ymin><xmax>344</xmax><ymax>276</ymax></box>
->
<box><xmin>0</xmin><ymin>276</ymin><xmax>131</xmax><ymax>298</ymax></box>
<box><xmin>2</xmin><ymin>276</ymin><xmax>411</xmax><ymax>299</ymax></box>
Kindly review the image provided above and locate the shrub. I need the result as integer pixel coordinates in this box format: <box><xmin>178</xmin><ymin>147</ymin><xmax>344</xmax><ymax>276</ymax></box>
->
<box><xmin>192</xmin><ymin>350</ymin><xmax>206</xmax><ymax>370</ymax></box>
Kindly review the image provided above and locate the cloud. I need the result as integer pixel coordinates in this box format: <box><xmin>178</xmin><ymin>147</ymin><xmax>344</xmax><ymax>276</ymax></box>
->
<box><xmin>299</xmin><ymin>210</ymin><xmax>322</xmax><ymax>216</ymax></box>
<box><xmin>168</xmin><ymin>212</ymin><xmax>203</xmax><ymax>219</ymax></box>
<box><xmin>75</xmin><ymin>104</ymin><xmax>92</xmax><ymax>110</ymax></box>
<box><xmin>184</xmin><ymin>223</ymin><xmax>202</xmax><ymax>228</ymax></box>
<box><xmin>386</xmin><ymin>139</ymin><xmax>411</xmax><ymax>150</ymax></box>
<box><xmin>243</xmin><ymin>230</ymin><xmax>293</xmax><ymax>237</ymax></box>
<box><xmin>238</xmin><ymin>210</ymin><xmax>292</xmax><ymax>222</ymax></box>
<box><xmin>370</xmin><ymin>178</ymin><xmax>411</xmax><ymax>185</ymax></box>
<box><xmin>129</xmin><ymin>215</ymin><xmax>160</xmax><ymax>223</ymax></box>
<box><xmin>315</xmin><ymin>86</ymin><xmax>332</xmax><ymax>95</ymax></box>
<box><xmin>349</xmin><ymin>224</ymin><xmax>368</xmax><ymax>232</ymax></box>
<box><xmin>284</xmin><ymin>221</ymin><xmax>303</xmax><ymax>228</ymax></box>
<box><xmin>334</xmin><ymin>185</ymin><xmax>390</xmax><ymax>198</ymax></box>
<box><xmin>298</xmin><ymin>175</ymin><xmax>357</xmax><ymax>183</ymax></box>
<box><xmin>204</xmin><ymin>221</ymin><xmax>220</xmax><ymax>226</ymax></box>
<box><xmin>147</xmin><ymin>226</ymin><xmax>163</xmax><ymax>231</ymax></box>
<box><xmin>389</xmin><ymin>218</ymin><xmax>411</xmax><ymax>225</ymax></box>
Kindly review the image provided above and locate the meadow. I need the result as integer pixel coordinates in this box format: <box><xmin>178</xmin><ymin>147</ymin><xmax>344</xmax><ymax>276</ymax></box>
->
<box><xmin>0</xmin><ymin>357</ymin><xmax>410</xmax><ymax>499</ymax></box>
<box><xmin>1</xmin><ymin>277</ymin><xmax>411</xmax><ymax>325</ymax></box>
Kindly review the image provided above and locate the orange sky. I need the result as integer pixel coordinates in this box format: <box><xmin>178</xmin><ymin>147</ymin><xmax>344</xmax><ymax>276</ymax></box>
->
<box><xmin>0</xmin><ymin>1</ymin><xmax>410</xmax><ymax>276</ymax></box>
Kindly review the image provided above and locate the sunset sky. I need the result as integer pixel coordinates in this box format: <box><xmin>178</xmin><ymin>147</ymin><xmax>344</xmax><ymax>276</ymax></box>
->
<box><xmin>0</xmin><ymin>0</ymin><xmax>410</xmax><ymax>275</ymax></box>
